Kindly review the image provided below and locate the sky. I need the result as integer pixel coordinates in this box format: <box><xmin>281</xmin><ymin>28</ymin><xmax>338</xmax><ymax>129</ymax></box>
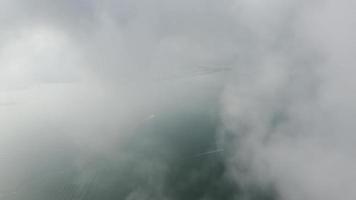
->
<box><xmin>0</xmin><ymin>0</ymin><xmax>356</xmax><ymax>200</ymax></box>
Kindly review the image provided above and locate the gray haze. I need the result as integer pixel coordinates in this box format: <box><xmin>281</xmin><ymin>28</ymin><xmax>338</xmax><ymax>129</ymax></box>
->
<box><xmin>0</xmin><ymin>0</ymin><xmax>355</xmax><ymax>200</ymax></box>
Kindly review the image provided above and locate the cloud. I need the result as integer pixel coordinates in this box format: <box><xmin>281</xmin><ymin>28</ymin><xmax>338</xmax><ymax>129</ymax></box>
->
<box><xmin>221</xmin><ymin>0</ymin><xmax>356</xmax><ymax>200</ymax></box>
<box><xmin>1</xmin><ymin>0</ymin><xmax>356</xmax><ymax>199</ymax></box>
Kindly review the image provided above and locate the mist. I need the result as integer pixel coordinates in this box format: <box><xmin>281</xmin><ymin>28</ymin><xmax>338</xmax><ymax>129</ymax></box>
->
<box><xmin>0</xmin><ymin>0</ymin><xmax>355</xmax><ymax>200</ymax></box>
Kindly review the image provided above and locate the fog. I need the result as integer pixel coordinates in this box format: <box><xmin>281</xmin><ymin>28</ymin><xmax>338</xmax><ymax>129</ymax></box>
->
<box><xmin>0</xmin><ymin>0</ymin><xmax>355</xmax><ymax>200</ymax></box>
